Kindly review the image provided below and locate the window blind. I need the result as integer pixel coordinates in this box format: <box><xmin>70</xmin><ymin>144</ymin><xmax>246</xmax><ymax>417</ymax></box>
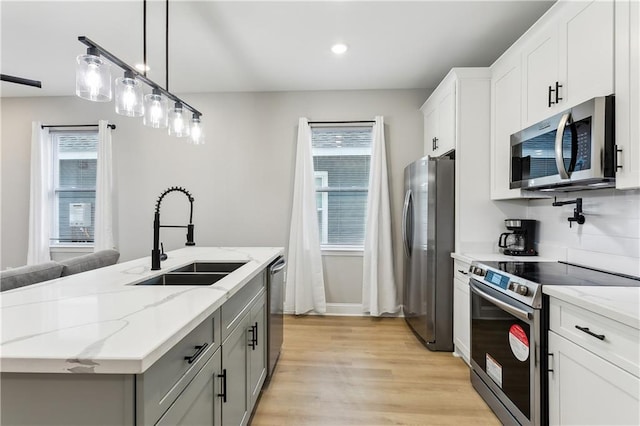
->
<box><xmin>51</xmin><ymin>132</ymin><xmax>98</xmax><ymax>244</ymax></box>
<box><xmin>311</xmin><ymin>126</ymin><xmax>372</xmax><ymax>246</ymax></box>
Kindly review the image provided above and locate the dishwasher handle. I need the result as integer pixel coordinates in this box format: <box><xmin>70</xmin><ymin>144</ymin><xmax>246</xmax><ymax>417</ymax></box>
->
<box><xmin>270</xmin><ymin>257</ymin><xmax>286</xmax><ymax>274</ymax></box>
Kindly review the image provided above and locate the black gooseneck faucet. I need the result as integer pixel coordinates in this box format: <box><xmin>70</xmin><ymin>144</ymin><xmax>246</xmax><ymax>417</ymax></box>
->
<box><xmin>152</xmin><ymin>186</ymin><xmax>195</xmax><ymax>270</ymax></box>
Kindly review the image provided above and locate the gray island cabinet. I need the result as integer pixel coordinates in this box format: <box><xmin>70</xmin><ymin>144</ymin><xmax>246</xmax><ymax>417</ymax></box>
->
<box><xmin>0</xmin><ymin>247</ymin><xmax>280</xmax><ymax>426</ymax></box>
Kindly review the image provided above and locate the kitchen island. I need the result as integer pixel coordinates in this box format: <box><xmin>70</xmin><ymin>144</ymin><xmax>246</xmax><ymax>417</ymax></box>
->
<box><xmin>0</xmin><ymin>246</ymin><xmax>283</xmax><ymax>425</ymax></box>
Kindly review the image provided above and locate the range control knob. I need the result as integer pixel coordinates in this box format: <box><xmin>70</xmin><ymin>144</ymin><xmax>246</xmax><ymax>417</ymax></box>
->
<box><xmin>472</xmin><ymin>267</ymin><xmax>486</xmax><ymax>277</ymax></box>
<box><xmin>514</xmin><ymin>284</ymin><xmax>529</xmax><ymax>296</ymax></box>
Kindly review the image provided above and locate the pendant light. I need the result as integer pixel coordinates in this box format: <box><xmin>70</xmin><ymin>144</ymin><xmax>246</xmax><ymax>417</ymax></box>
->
<box><xmin>115</xmin><ymin>70</ymin><xmax>144</xmax><ymax>117</ymax></box>
<box><xmin>168</xmin><ymin>102</ymin><xmax>190</xmax><ymax>137</ymax></box>
<box><xmin>189</xmin><ymin>114</ymin><xmax>205</xmax><ymax>144</ymax></box>
<box><xmin>143</xmin><ymin>88</ymin><xmax>168</xmax><ymax>128</ymax></box>
<box><xmin>75</xmin><ymin>0</ymin><xmax>204</xmax><ymax>141</ymax></box>
<box><xmin>75</xmin><ymin>47</ymin><xmax>111</xmax><ymax>102</ymax></box>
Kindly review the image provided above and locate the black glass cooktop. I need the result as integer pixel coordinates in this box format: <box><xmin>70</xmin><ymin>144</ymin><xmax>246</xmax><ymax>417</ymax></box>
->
<box><xmin>479</xmin><ymin>261</ymin><xmax>640</xmax><ymax>287</ymax></box>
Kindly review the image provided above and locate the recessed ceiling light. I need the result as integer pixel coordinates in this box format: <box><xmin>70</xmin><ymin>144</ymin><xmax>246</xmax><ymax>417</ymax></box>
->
<box><xmin>135</xmin><ymin>63</ymin><xmax>150</xmax><ymax>72</ymax></box>
<box><xmin>331</xmin><ymin>43</ymin><xmax>348</xmax><ymax>55</ymax></box>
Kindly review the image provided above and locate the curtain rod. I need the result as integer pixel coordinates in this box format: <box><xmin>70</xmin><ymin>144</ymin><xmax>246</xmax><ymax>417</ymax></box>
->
<box><xmin>308</xmin><ymin>120</ymin><xmax>375</xmax><ymax>125</ymax></box>
<box><xmin>41</xmin><ymin>124</ymin><xmax>116</xmax><ymax>130</ymax></box>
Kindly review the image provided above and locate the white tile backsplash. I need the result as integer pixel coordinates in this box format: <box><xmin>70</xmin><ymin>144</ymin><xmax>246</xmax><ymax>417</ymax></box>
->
<box><xmin>528</xmin><ymin>188</ymin><xmax>640</xmax><ymax>276</ymax></box>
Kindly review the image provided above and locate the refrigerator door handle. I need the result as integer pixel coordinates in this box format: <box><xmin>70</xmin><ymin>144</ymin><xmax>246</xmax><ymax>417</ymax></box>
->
<box><xmin>402</xmin><ymin>189</ymin><xmax>413</xmax><ymax>257</ymax></box>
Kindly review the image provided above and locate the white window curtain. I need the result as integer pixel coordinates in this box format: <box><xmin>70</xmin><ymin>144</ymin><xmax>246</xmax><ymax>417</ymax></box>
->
<box><xmin>285</xmin><ymin>117</ymin><xmax>327</xmax><ymax>315</ymax></box>
<box><xmin>27</xmin><ymin>122</ymin><xmax>52</xmax><ymax>265</ymax></box>
<box><xmin>362</xmin><ymin>116</ymin><xmax>399</xmax><ymax>316</ymax></box>
<box><xmin>94</xmin><ymin>120</ymin><xmax>116</xmax><ymax>251</ymax></box>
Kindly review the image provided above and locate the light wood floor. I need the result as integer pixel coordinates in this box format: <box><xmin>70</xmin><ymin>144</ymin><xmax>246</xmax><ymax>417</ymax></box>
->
<box><xmin>251</xmin><ymin>315</ymin><xmax>500</xmax><ymax>426</ymax></box>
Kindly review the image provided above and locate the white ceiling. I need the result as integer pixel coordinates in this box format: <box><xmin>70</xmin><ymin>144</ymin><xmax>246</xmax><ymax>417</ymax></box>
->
<box><xmin>1</xmin><ymin>0</ymin><xmax>554</xmax><ymax>98</ymax></box>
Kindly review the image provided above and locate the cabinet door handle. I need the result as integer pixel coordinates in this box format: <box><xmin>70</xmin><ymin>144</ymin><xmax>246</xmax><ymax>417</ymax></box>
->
<box><xmin>547</xmin><ymin>353</ymin><xmax>554</xmax><ymax>374</ymax></box>
<box><xmin>616</xmin><ymin>145</ymin><xmax>623</xmax><ymax>170</ymax></box>
<box><xmin>248</xmin><ymin>326</ymin><xmax>256</xmax><ymax>350</ymax></box>
<box><xmin>253</xmin><ymin>322</ymin><xmax>259</xmax><ymax>347</ymax></box>
<box><xmin>434</xmin><ymin>137</ymin><xmax>438</xmax><ymax>150</ymax></box>
<box><xmin>217</xmin><ymin>369</ymin><xmax>227</xmax><ymax>402</ymax></box>
<box><xmin>575</xmin><ymin>325</ymin><xmax>605</xmax><ymax>341</ymax></box>
<box><xmin>184</xmin><ymin>342</ymin><xmax>208</xmax><ymax>364</ymax></box>
<box><xmin>549</xmin><ymin>82</ymin><xmax>563</xmax><ymax>107</ymax></box>
<box><xmin>555</xmin><ymin>81</ymin><xmax>563</xmax><ymax>104</ymax></box>
<box><xmin>457</xmin><ymin>269</ymin><xmax>468</xmax><ymax>276</ymax></box>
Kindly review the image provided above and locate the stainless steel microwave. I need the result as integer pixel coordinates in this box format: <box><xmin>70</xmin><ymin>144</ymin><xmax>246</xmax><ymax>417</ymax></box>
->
<box><xmin>510</xmin><ymin>96</ymin><xmax>615</xmax><ymax>192</ymax></box>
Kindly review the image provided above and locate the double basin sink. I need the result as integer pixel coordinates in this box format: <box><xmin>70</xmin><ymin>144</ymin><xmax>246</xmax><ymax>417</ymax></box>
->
<box><xmin>135</xmin><ymin>262</ymin><xmax>246</xmax><ymax>286</ymax></box>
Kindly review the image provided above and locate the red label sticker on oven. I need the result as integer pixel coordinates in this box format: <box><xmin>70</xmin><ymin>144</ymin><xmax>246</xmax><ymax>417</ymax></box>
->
<box><xmin>509</xmin><ymin>324</ymin><xmax>529</xmax><ymax>362</ymax></box>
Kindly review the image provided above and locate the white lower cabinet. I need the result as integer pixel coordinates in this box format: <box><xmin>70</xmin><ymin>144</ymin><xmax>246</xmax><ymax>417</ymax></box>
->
<box><xmin>548</xmin><ymin>332</ymin><xmax>639</xmax><ymax>425</ymax></box>
<box><xmin>547</xmin><ymin>297</ymin><xmax>640</xmax><ymax>425</ymax></box>
<box><xmin>453</xmin><ymin>260</ymin><xmax>471</xmax><ymax>365</ymax></box>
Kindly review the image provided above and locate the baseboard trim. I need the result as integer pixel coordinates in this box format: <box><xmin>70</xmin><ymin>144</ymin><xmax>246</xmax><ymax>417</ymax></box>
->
<box><xmin>284</xmin><ymin>303</ymin><xmax>403</xmax><ymax>317</ymax></box>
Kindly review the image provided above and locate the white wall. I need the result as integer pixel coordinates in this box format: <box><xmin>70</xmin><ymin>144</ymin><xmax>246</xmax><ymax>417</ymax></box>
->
<box><xmin>1</xmin><ymin>89</ymin><xmax>427</xmax><ymax>304</ymax></box>
<box><xmin>528</xmin><ymin>189</ymin><xmax>640</xmax><ymax>276</ymax></box>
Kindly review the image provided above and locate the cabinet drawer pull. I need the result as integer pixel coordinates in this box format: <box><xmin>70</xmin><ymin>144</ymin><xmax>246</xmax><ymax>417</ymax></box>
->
<box><xmin>184</xmin><ymin>343</ymin><xmax>209</xmax><ymax>364</ymax></box>
<box><xmin>217</xmin><ymin>369</ymin><xmax>227</xmax><ymax>402</ymax></box>
<box><xmin>457</xmin><ymin>269</ymin><xmax>468</xmax><ymax>276</ymax></box>
<box><xmin>575</xmin><ymin>325</ymin><xmax>605</xmax><ymax>341</ymax></box>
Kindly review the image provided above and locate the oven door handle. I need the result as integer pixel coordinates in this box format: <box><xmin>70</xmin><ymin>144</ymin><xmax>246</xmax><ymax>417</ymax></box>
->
<box><xmin>470</xmin><ymin>280</ymin><xmax>533</xmax><ymax>322</ymax></box>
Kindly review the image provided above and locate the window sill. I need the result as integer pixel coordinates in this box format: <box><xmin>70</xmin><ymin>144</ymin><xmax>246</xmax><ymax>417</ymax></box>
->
<box><xmin>321</xmin><ymin>246</ymin><xmax>364</xmax><ymax>257</ymax></box>
<box><xmin>50</xmin><ymin>245</ymin><xmax>94</xmax><ymax>253</ymax></box>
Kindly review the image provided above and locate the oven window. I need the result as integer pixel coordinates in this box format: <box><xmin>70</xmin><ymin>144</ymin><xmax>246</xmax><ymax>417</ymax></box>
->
<box><xmin>471</xmin><ymin>290</ymin><xmax>531</xmax><ymax>420</ymax></box>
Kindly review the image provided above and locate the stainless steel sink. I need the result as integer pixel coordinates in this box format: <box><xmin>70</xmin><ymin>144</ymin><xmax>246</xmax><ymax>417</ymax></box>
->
<box><xmin>170</xmin><ymin>262</ymin><xmax>247</xmax><ymax>273</ymax></box>
<box><xmin>135</xmin><ymin>272</ymin><xmax>228</xmax><ymax>286</ymax></box>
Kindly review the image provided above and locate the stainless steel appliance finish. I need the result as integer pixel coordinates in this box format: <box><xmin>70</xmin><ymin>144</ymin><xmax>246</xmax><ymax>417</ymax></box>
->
<box><xmin>468</xmin><ymin>260</ymin><xmax>640</xmax><ymax>425</ymax></box>
<box><xmin>402</xmin><ymin>156</ymin><xmax>454</xmax><ymax>351</ymax></box>
<box><xmin>510</xmin><ymin>96</ymin><xmax>615</xmax><ymax>192</ymax></box>
<box><xmin>266</xmin><ymin>256</ymin><xmax>285</xmax><ymax>380</ymax></box>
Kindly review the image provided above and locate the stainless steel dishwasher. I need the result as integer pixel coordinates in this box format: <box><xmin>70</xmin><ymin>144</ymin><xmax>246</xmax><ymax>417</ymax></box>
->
<box><xmin>266</xmin><ymin>256</ymin><xmax>286</xmax><ymax>380</ymax></box>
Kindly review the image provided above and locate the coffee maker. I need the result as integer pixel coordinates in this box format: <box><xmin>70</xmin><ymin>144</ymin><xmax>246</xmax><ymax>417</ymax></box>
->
<box><xmin>498</xmin><ymin>219</ymin><xmax>538</xmax><ymax>256</ymax></box>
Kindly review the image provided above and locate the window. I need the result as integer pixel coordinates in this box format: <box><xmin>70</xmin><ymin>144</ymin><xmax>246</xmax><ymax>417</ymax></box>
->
<box><xmin>311</xmin><ymin>126</ymin><xmax>372</xmax><ymax>248</ymax></box>
<box><xmin>50</xmin><ymin>131</ymin><xmax>98</xmax><ymax>245</ymax></box>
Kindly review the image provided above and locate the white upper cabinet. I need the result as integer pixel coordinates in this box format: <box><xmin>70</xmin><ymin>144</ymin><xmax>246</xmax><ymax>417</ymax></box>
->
<box><xmin>421</xmin><ymin>74</ymin><xmax>456</xmax><ymax>157</ymax></box>
<box><xmin>491</xmin><ymin>55</ymin><xmax>524</xmax><ymax>200</ymax></box>
<box><xmin>615</xmin><ymin>0</ymin><xmax>640</xmax><ymax>189</ymax></box>
<box><xmin>490</xmin><ymin>0</ymin><xmax>624</xmax><ymax>198</ymax></box>
<box><xmin>559</xmin><ymin>1</ymin><xmax>614</xmax><ymax>108</ymax></box>
<box><xmin>522</xmin><ymin>0</ymin><xmax>614</xmax><ymax>128</ymax></box>
<box><xmin>521</xmin><ymin>21</ymin><xmax>560</xmax><ymax>125</ymax></box>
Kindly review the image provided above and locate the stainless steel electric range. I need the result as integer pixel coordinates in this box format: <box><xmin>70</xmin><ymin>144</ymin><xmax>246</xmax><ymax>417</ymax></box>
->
<box><xmin>467</xmin><ymin>260</ymin><xmax>640</xmax><ymax>426</ymax></box>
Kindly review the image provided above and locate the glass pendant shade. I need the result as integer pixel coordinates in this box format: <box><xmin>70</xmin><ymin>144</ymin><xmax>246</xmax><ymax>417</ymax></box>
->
<box><xmin>75</xmin><ymin>49</ymin><xmax>111</xmax><ymax>102</ymax></box>
<box><xmin>168</xmin><ymin>103</ymin><xmax>190</xmax><ymax>137</ymax></box>
<box><xmin>189</xmin><ymin>116</ymin><xmax>205</xmax><ymax>144</ymax></box>
<box><xmin>143</xmin><ymin>89</ymin><xmax>168</xmax><ymax>128</ymax></box>
<box><xmin>115</xmin><ymin>71</ymin><xmax>144</xmax><ymax>117</ymax></box>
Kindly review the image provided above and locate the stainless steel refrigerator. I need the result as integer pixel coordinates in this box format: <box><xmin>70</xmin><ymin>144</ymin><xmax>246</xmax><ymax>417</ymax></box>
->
<box><xmin>402</xmin><ymin>156</ymin><xmax>454</xmax><ymax>351</ymax></box>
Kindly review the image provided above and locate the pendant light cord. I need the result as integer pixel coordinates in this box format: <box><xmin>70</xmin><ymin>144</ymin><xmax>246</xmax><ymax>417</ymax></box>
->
<box><xmin>143</xmin><ymin>0</ymin><xmax>147</xmax><ymax>77</ymax></box>
<box><xmin>166</xmin><ymin>0</ymin><xmax>169</xmax><ymax>91</ymax></box>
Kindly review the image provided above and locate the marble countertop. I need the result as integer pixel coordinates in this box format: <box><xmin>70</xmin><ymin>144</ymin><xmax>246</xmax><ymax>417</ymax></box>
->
<box><xmin>543</xmin><ymin>286</ymin><xmax>640</xmax><ymax>330</ymax></box>
<box><xmin>0</xmin><ymin>247</ymin><xmax>283</xmax><ymax>375</ymax></box>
